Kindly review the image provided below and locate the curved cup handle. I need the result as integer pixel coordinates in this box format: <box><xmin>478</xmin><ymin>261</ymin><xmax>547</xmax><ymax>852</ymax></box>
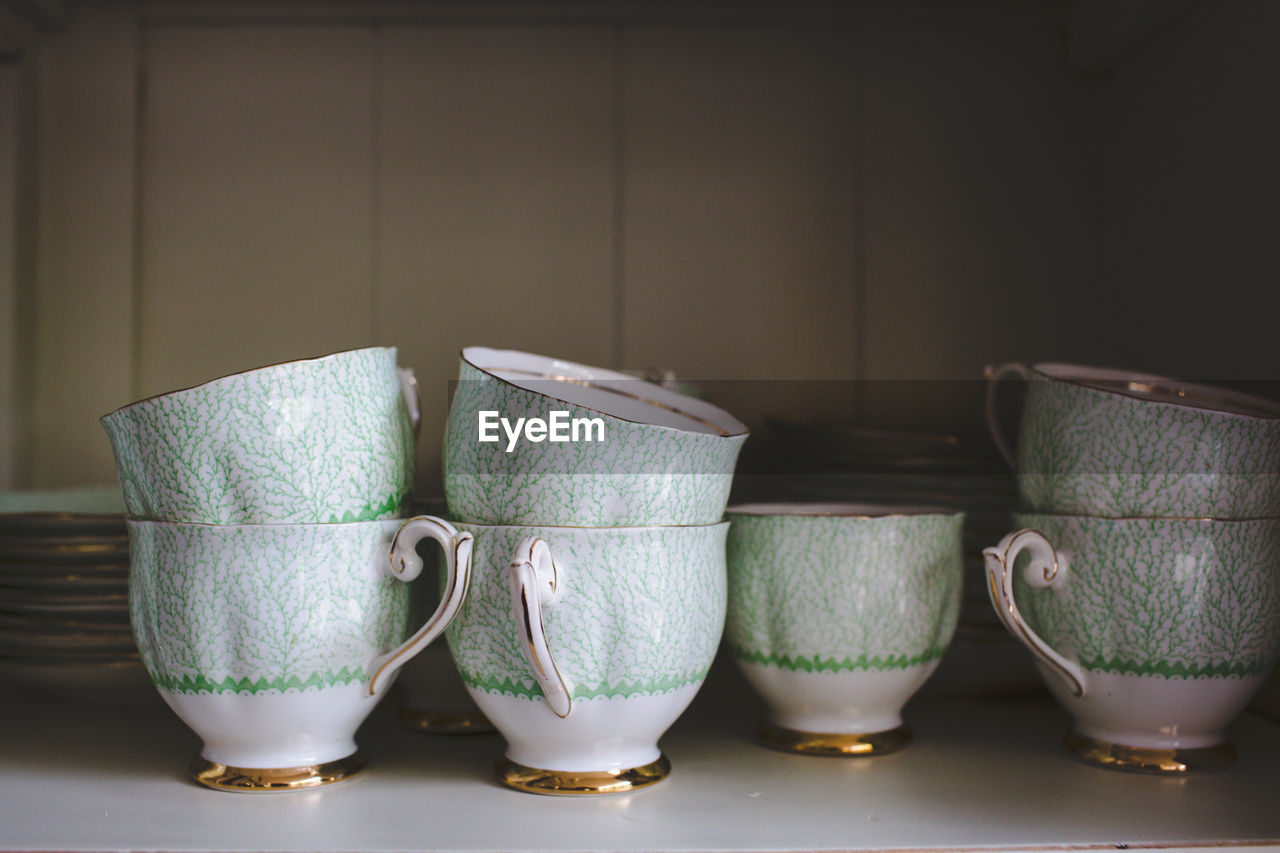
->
<box><xmin>397</xmin><ymin>366</ymin><xmax>423</xmax><ymax>440</ymax></box>
<box><xmin>508</xmin><ymin>536</ymin><xmax>572</xmax><ymax>719</ymax></box>
<box><xmin>368</xmin><ymin>515</ymin><xmax>473</xmax><ymax>696</ymax></box>
<box><xmin>983</xmin><ymin>361</ymin><xmax>1030</xmax><ymax>471</ymax></box>
<box><xmin>982</xmin><ymin>529</ymin><xmax>1088</xmax><ymax>698</ymax></box>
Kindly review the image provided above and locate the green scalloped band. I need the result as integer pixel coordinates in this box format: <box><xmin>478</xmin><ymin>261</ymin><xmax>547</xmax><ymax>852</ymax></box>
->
<box><xmin>149</xmin><ymin>666</ymin><xmax>369</xmax><ymax>695</ymax></box>
<box><xmin>730</xmin><ymin>645</ymin><xmax>948</xmax><ymax>673</ymax></box>
<box><xmin>324</xmin><ymin>490</ymin><xmax>407</xmax><ymax>524</ymax></box>
<box><xmin>460</xmin><ymin>667</ymin><xmax>711</xmax><ymax>700</ymax></box>
<box><xmin>1081</xmin><ymin>656</ymin><xmax>1274</xmax><ymax>679</ymax></box>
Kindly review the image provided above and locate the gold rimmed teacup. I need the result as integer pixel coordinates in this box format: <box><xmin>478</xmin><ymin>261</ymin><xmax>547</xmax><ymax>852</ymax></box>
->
<box><xmin>1063</xmin><ymin>732</ymin><xmax>1237</xmax><ymax>775</ymax></box>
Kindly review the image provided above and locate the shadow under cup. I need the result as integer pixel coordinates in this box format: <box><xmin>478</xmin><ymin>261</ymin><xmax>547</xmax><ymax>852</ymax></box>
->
<box><xmin>725</xmin><ymin>503</ymin><xmax>965</xmax><ymax>756</ymax></box>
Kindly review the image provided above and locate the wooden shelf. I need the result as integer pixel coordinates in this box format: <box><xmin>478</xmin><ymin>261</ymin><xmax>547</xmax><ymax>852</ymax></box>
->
<box><xmin>2</xmin><ymin>660</ymin><xmax>1279</xmax><ymax>853</ymax></box>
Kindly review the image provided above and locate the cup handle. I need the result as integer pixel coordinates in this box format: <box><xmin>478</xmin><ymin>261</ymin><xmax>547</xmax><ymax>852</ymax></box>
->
<box><xmin>397</xmin><ymin>366</ymin><xmax>423</xmax><ymax>441</ymax></box>
<box><xmin>982</xmin><ymin>529</ymin><xmax>1088</xmax><ymax>698</ymax></box>
<box><xmin>368</xmin><ymin>515</ymin><xmax>473</xmax><ymax>696</ymax></box>
<box><xmin>983</xmin><ymin>361</ymin><xmax>1030</xmax><ymax>471</ymax></box>
<box><xmin>508</xmin><ymin>536</ymin><xmax>573</xmax><ymax>719</ymax></box>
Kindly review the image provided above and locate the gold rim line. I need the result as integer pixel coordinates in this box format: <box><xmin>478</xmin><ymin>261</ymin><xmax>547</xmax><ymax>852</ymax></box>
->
<box><xmin>462</xmin><ymin>355</ymin><xmax>746</xmax><ymax>438</ymax></box>
<box><xmin>190</xmin><ymin>750</ymin><xmax>367</xmax><ymax>792</ymax></box>
<box><xmin>398</xmin><ymin>707</ymin><xmax>495</xmax><ymax>735</ymax></box>
<box><xmin>495</xmin><ymin>754</ymin><xmax>670</xmax><ymax>796</ymax></box>
<box><xmin>757</xmin><ymin>721</ymin><xmax>912</xmax><ymax>757</ymax></box>
<box><xmin>1063</xmin><ymin>732</ymin><xmax>1237</xmax><ymax>775</ymax></box>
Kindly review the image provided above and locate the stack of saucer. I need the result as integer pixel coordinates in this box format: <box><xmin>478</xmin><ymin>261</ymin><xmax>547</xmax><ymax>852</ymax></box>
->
<box><xmin>0</xmin><ymin>486</ymin><xmax>151</xmax><ymax>704</ymax></box>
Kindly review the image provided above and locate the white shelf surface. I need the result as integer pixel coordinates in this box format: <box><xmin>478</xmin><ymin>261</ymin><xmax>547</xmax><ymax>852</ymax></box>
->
<box><xmin>2</xmin><ymin>665</ymin><xmax>1279</xmax><ymax>853</ymax></box>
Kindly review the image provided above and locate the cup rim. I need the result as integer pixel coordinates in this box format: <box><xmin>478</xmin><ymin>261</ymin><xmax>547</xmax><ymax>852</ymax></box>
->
<box><xmin>725</xmin><ymin>502</ymin><xmax>963</xmax><ymax>519</ymax></box>
<box><xmin>100</xmin><ymin>346</ymin><xmax>399</xmax><ymax>422</ymax></box>
<box><xmin>1029</xmin><ymin>362</ymin><xmax>1280</xmax><ymax>420</ymax></box>
<box><xmin>1012</xmin><ymin>509</ymin><xmax>1280</xmax><ymax>525</ymax></box>
<box><xmin>460</xmin><ymin>346</ymin><xmax>749</xmax><ymax>438</ymax></box>
<box><xmin>124</xmin><ymin>517</ymin><xmax>408</xmax><ymax>532</ymax></box>
<box><xmin>450</xmin><ymin>518</ymin><xmax>731</xmax><ymax>532</ymax></box>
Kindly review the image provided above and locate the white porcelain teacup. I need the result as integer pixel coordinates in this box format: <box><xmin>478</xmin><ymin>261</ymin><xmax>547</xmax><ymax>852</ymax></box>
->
<box><xmin>725</xmin><ymin>504</ymin><xmax>964</xmax><ymax>755</ymax></box>
<box><xmin>444</xmin><ymin>519</ymin><xmax>728</xmax><ymax>795</ymax></box>
<box><xmin>103</xmin><ymin>347</ymin><xmax>418</xmax><ymax>524</ymax></box>
<box><xmin>986</xmin><ymin>362</ymin><xmax>1280</xmax><ymax>518</ymax></box>
<box><xmin>128</xmin><ymin>516</ymin><xmax>471</xmax><ymax>791</ymax></box>
<box><xmin>984</xmin><ymin>513</ymin><xmax>1280</xmax><ymax>773</ymax></box>
<box><xmin>444</xmin><ymin>347</ymin><xmax>748</xmax><ymax>527</ymax></box>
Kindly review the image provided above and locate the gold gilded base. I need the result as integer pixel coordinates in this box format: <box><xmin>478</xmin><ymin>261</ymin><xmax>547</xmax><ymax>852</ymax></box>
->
<box><xmin>398</xmin><ymin>707</ymin><xmax>495</xmax><ymax>735</ymax></box>
<box><xmin>1064</xmin><ymin>731</ymin><xmax>1236</xmax><ymax>775</ymax></box>
<box><xmin>190</xmin><ymin>750</ymin><xmax>367</xmax><ymax>792</ymax></box>
<box><xmin>757</xmin><ymin>721</ymin><xmax>912</xmax><ymax>757</ymax></box>
<box><xmin>495</xmin><ymin>753</ymin><xmax>670</xmax><ymax>796</ymax></box>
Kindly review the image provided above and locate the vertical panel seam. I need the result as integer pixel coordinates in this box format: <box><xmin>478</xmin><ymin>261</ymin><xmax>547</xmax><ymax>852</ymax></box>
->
<box><xmin>130</xmin><ymin>15</ymin><xmax>148</xmax><ymax>403</ymax></box>
<box><xmin>369</xmin><ymin>20</ymin><xmax>382</xmax><ymax>345</ymax></box>
<box><xmin>611</xmin><ymin>21</ymin><xmax>625</xmax><ymax>369</ymax></box>
<box><xmin>850</xmin><ymin>18</ymin><xmax>866</xmax><ymax>411</ymax></box>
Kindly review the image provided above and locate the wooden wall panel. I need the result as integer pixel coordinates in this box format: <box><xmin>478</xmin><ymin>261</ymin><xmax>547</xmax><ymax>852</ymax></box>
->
<box><xmin>377</xmin><ymin>26</ymin><xmax>616</xmax><ymax>494</ymax></box>
<box><xmin>621</xmin><ymin>25</ymin><xmax>859</xmax><ymax>429</ymax></box>
<box><xmin>30</xmin><ymin>3</ymin><xmax>138</xmax><ymax>487</ymax></box>
<box><xmin>1099</xmin><ymin>1</ymin><xmax>1280</xmax><ymax>380</ymax></box>
<box><xmin>137</xmin><ymin>26</ymin><xmax>376</xmax><ymax>398</ymax></box>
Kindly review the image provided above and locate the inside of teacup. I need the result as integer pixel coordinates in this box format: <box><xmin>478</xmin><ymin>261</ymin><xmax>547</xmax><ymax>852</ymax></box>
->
<box><xmin>462</xmin><ymin>347</ymin><xmax>748</xmax><ymax>436</ymax></box>
<box><xmin>726</xmin><ymin>502</ymin><xmax>954</xmax><ymax>518</ymax></box>
<box><xmin>1034</xmin><ymin>363</ymin><xmax>1280</xmax><ymax>419</ymax></box>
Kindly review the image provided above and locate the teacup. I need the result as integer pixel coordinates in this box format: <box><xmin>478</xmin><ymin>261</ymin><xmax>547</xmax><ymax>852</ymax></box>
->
<box><xmin>983</xmin><ymin>512</ymin><xmax>1280</xmax><ymax>773</ymax></box>
<box><xmin>444</xmin><ymin>347</ymin><xmax>748</xmax><ymax>526</ymax></box>
<box><xmin>103</xmin><ymin>347</ymin><xmax>418</xmax><ymax>524</ymax></box>
<box><xmin>986</xmin><ymin>361</ymin><xmax>1280</xmax><ymax>518</ymax></box>
<box><xmin>725</xmin><ymin>504</ymin><xmax>963</xmax><ymax>755</ymax></box>
<box><xmin>446</xmin><ymin>519</ymin><xmax>728</xmax><ymax>795</ymax></box>
<box><xmin>128</xmin><ymin>515</ymin><xmax>471</xmax><ymax>791</ymax></box>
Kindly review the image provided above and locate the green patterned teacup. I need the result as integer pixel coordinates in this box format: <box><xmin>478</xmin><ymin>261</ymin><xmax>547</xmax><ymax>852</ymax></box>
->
<box><xmin>444</xmin><ymin>347</ymin><xmax>748</xmax><ymax>526</ymax></box>
<box><xmin>984</xmin><ymin>513</ymin><xmax>1280</xmax><ymax>774</ymax></box>
<box><xmin>986</xmin><ymin>362</ymin><xmax>1280</xmax><ymax>518</ymax></box>
<box><xmin>103</xmin><ymin>347</ymin><xmax>417</xmax><ymax>524</ymax></box>
<box><xmin>725</xmin><ymin>503</ymin><xmax>964</xmax><ymax>756</ymax></box>
<box><xmin>447</xmin><ymin>519</ymin><xmax>728</xmax><ymax>794</ymax></box>
<box><xmin>128</xmin><ymin>515</ymin><xmax>472</xmax><ymax>790</ymax></box>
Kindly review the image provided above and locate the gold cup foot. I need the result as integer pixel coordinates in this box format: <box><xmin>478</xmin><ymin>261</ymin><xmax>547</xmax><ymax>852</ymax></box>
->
<box><xmin>757</xmin><ymin>721</ymin><xmax>912</xmax><ymax>757</ymax></box>
<box><xmin>398</xmin><ymin>707</ymin><xmax>495</xmax><ymax>735</ymax></box>
<box><xmin>1063</xmin><ymin>731</ymin><xmax>1236</xmax><ymax>775</ymax></box>
<box><xmin>190</xmin><ymin>750</ymin><xmax>367</xmax><ymax>792</ymax></box>
<box><xmin>495</xmin><ymin>753</ymin><xmax>670</xmax><ymax>796</ymax></box>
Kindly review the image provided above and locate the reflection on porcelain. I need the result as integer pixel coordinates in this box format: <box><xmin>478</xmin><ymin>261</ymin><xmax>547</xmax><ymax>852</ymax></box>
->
<box><xmin>449</xmin><ymin>521</ymin><xmax>728</xmax><ymax>794</ymax></box>
<box><xmin>986</xmin><ymin>362</ymin><xmax>1280</xmax><ymax>518</ymax></box>
<box><xmin>128</xmin><ymin>516</ymin><xmax>471</xmax><ymax>790</ymax></box>
<box><xmin>725</xmin><ymin>504</ymin><xmax>964</xmax><ymax>755</ymax></box>
<box><xmin>103</xmin><ymin>347</ymin><xmax>418</xmax><ymax>524</ymax></box>
<box><xmin>444</xmin><ymin>347</ymin><xmax>748</xmax><ymax>527</ymax></box>
<box><xmin>984</xmin><ymin>514</ymin><xmax>1280</xmax><ymax>773</ymax></box>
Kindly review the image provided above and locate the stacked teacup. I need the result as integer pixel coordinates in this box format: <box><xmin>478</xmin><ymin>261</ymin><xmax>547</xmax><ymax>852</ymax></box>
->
<box><xmin>102</xmin><ymin>347</ymin><xmax>470</xmax><ymax>791</ymax></box>
<box><xmin>983</xmin><ymin>362</ymin><xmax>1280</xmax><ymax>774</ymax></box>
<box><xmin>436</xmin><ymin>346</ymin><xmax>747</xmax><ymax>795</ymax></box>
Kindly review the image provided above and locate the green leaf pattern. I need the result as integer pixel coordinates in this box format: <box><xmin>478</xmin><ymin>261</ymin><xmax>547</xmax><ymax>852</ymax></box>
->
<box><xmin>444</xmin><ymin>361</ymin><xmax>745</xmax><ymax>526</ymax></box>
<box><xmin>103</xmin><ymin>348</ymin><xmax>414</xmax><ymax>524</ymax></box>
<box><xmin>129</xmin><ymin>520</ymin><xmax>410</xmax><ymax>694</ymax></box>
<box><xmin>1013</xmin><ymin>514</ymin><xmax>1280</xmax><ymax>678</ymax></box>
<box><xmin>1017</xmin><ymin>376</ymin><xmax>1280</xmax><ymax>517</ymax></box>
<box><xmin>726</xmin><ymin>513</ymin><xmax>964</xmax><ymax>671</ymax></box>
<box><xmin>448</xmin><ymin>523</ymin><xmax>727</xmax><ymax>700</ymax></box>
